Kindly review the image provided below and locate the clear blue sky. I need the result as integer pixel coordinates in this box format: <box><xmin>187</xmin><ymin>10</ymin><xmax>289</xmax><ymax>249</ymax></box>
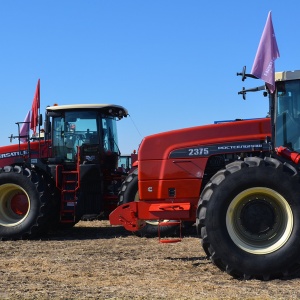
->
<box><xmin>0</xmin><ymin>1</ymin><xmax>299</xmax><ymax>154</ymax></box>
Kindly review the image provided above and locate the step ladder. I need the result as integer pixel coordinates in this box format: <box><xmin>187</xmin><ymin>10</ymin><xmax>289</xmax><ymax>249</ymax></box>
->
<box><xmin>55</xmin><ymin>147</ymin><xmax>81</xmax><ymax>223</ymax></box>
<box><xmin>59</xmin><ymin>170</ymin><xmax>80</xmax><ymax>223</ymax></box>
<box><xmin>158</xmin><ymin>220</ymin><xmax>182</xmax><ymax>243</ymax></box>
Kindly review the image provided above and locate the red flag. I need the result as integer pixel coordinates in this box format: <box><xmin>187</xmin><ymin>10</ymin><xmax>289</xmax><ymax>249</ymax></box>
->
<box><xmin>30</xmin><ymin>79</ymin><xmax>40</xmax><ymax>134</ymax></box>
<box><xmin>250</xmin><ymin>11</ymin><xmax>280</xmax><ymax>93</ymax></box>
<box><xmin>20</xmin><ymin>110</ymin><xmax>31</xmax><ymax>143</ymax></box>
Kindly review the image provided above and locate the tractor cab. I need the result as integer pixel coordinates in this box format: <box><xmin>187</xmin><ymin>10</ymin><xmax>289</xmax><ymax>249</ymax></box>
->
<box><xmin>238</xmin><ymin>68</ymin><xmax>300</xmax><ymax>155</ymax></box>
<box><xmin>45</xmin><ymin>104</ymin><xmax>128</xmax><ymax>167</ymax></box>
<box><xmin>42</xmin><ymin>104</ymin><xmax>129</xmax><ymax>222</ymax></box>
<box><xmin>274</xmin><ymin>71</ymin><xmax>300</xmax><ymax>152</ymax></box>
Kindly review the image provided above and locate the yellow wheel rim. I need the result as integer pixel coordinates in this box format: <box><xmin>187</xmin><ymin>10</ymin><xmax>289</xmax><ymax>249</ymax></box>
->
<box><xmin>226</xmin><ymin>187</ymin><xmax>293</xmax><ymax>254</ymax></box>
<box><xmin>0</xmin><ymin>184</ymin><xmax>30</xmax><ymax>226</ymax></box>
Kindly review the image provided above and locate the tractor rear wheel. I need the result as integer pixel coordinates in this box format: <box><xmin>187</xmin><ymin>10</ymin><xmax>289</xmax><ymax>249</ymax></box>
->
<box><xmin>118</xmin><ymin>168</ymin><xmax>179</xmax><ymax>237</ymax></box>
<box><xmin>196</xmin><ymin>156</ymin><xmax>300</xmax><ymax>280</ymax></box>
<box><xmin>0</xmin><ymin>166</ymin><xmax>50</xmax><ymax>240</ymax></box>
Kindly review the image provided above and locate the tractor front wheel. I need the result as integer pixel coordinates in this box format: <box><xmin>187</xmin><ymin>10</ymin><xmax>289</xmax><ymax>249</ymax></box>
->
<box><xmin>197</xmin><ymin>156</ymin><xmax>300</xmax><ymax>280</ymax></box>
<box><xmin>0</xmin><ymin>166</ymin><xmax>49</xmax><ymax>240</ymax></box>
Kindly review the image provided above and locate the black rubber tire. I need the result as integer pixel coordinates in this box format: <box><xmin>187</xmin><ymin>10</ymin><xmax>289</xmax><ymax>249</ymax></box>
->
<box><xmin>0</xmin><ymin>166</ymin><xmax>51</xmax><ymax>240</ymax></box>
<box><xmin>196</xmin><ymin>156</ymin><xmax>300</xmax><ymax>280</ymax></box>
<box><xmin>118</xmin><ymin>168</ymin><xmax>180</xmax><ymax>237</ymax></box>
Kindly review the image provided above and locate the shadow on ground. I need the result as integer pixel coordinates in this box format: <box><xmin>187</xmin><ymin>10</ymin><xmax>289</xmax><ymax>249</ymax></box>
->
<box><xmin>44</xmin><ymin>220</ymin><xmax>198</xmax><ymax>241</ymax></box>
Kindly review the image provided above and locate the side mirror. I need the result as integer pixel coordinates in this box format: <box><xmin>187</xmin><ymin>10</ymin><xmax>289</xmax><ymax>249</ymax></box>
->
<box><xmin>38</xmin><ymin>114</ymin><xmax>43</xmax><ymax>126</ymax></box>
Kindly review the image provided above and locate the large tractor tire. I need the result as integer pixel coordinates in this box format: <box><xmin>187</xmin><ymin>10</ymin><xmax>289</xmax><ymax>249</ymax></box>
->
<box><xmin>0</xmin><ymin>166</ymin><xmax>50</xmax><ymax>240</ymax></box>
<box><xmin>196</xmin><ymin>156</ymin><xmax>300</xmax><ymax>280</ymax></box>
<box><xmin>118</xmin><ymin>168</ymin><xmax>180</xmax><ymax>237</ymax></box>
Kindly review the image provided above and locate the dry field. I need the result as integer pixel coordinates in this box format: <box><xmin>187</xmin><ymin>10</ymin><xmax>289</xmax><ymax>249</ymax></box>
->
<box><xmin>0</xmin><ymin>220</ymin><xmax>300</xmax><ymax>300</ymax></box>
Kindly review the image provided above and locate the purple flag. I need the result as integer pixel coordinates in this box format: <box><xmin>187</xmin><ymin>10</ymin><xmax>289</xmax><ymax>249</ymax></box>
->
<box><xmin>20</xmin><ymin>110</ymin><xmax>31</xmax><ymax>143</ymax></box>
<box><xmin>251</xmin><ymin>11</ymin><xmax>280</xmax><ymax>93</ymax></box>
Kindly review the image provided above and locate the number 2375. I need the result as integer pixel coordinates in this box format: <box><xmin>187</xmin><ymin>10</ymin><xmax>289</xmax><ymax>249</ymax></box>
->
<box><xmin>188</xmin><ymin>148</ymin><xmax>209</xmax><ymax>156</ymax></box>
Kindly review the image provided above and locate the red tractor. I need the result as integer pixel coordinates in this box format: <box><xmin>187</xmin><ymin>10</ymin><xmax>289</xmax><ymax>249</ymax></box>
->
<box><xmin>0</xmin><ymin>103</ymin><xmax>128</xmax><ymax>239</ymax></box>
<box><xmin>110</xmin><ymin>117</ymin><xmax>271</xmax><ymax>238</ymax></box>
<box><xmin>110</xmin><ymin>68</ymin><xmax>300</xmax><ymax>280</ymax></box>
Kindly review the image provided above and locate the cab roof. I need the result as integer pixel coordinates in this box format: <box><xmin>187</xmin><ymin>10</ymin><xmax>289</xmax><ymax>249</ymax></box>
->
<box><xmin>46</xmin><ymin>104</ymin><xmax>128</xmax><ymax>118</ymax></box>
<box><xmin>275</xmin><ymin>70</ymin><xmax>300</xmax><ymax>82</ymax></box>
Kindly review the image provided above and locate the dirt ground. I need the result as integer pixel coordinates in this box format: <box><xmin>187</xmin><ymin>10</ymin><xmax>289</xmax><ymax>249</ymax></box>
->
<box><xmin>0</xmin><ymin>221</ymin><xmax>299</xmax><ymax>300</ymax></box>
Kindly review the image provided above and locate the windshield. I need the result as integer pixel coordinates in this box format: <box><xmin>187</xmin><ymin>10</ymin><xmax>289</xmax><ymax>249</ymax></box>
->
<box><xmin>52</xmin><ymin>111</ymin><xmax>98</xmax><ymax>161</ymax></box>
<box><xmin>51</xmin><ymin>110</ymin><xmax>120</xmax><ymax>161</ymax></box>
<box><xmin>275</xmin><ymin>80</ymin><xmax>300</xmax><ymax>151</ymax></box>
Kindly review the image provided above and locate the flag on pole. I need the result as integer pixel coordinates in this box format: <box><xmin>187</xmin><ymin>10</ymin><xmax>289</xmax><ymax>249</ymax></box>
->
<box><xmin>20</xmin><ymin>110</ymin><xmax>31</xmax><ymax>143</ymax></box>
<box><xmin>30</xmin><ymin>79</ymin><xmax>40</xmax><ymax>134</ymax></box>
<box><xmin>250</xmin><ymin>11</ymin><xmax>280</xmax><ymax>93</ymax></box>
